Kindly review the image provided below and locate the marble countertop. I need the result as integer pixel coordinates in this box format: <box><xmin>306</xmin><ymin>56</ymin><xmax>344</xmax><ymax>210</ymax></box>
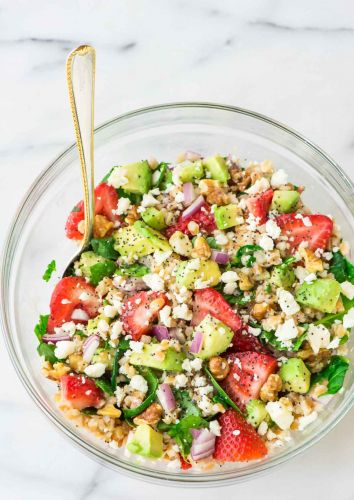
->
<box><xmin>1</xmin><ymin>1</ymin><xmax>353</xmax><ymax>498</ymax></box>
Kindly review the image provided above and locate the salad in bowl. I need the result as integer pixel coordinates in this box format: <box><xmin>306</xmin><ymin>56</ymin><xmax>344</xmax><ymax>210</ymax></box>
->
<box><xmin>36</xmin><ymin>151</ymin><xmax>353</xmax><ymax>470</ymax></box>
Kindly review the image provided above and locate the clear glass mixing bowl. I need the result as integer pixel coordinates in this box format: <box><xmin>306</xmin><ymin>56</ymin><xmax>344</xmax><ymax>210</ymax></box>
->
<box><xmin>1</xmin><ymin>103</ymin><xmax>353</xmax><ymax>486</ymax></box>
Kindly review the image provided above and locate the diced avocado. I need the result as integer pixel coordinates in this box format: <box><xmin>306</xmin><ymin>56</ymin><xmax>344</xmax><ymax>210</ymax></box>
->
<box><xmin>127</xmin><ymin>424</ymin><xmax>163</xmax><ymax>459</ymax></box>
<box><xmin>175</xmin><ymin>259</ymin><xmax>221</xmax><ymax>289</ymax></box>
<box><xmin>87</xmin><ymin>315</ymin><xmax>111</xmax><ymax>334</ymax></box>
<box><xmin>192</xmin><ymin>314</ymin><xmax>233</xmax><ymax>359</ymax></box>
<box><xmin>279</xmin><ymin>358</ymin><xmax>311</xmax><ymax>394</ymax></box>
<box><xmin>134</xmin><ymin>221</ymin><xmax>171</xmax><ymax>252</ymax></box>
<box><xmin>270</xmin><ymin>266</ymin><xmax>295</xmax><ymax>289</ymax></box>
<box><xmin>271</xmin><ymin>190</ymin><xmax>300</xmax><ymax>213</ymax></box>
<box><xmin>130</xmin><ymin>344</ymin><xmax>186</xmax><ymax>372</ymax></box>
<box><xmin>141</xmin><ymin>207</ymin><xmax>166</xmax><ymax>230</ymax></box>
<box><xmin>246</xmin><ymin>399</ymin><xmax>268</xmax><ymax>428</ymax></box>
<box><xmin>113</xmin><ymin>226</ymin><xmax>157</xmax><ymax>257</ymax></box>
<box><xmin>214</xmin><ymin>204</ymin><xmax>243</xmax><ymax>230</ymax></box>
<box><xmin>108</xmin><ymin>161</ymin><xmax>152</xmax><ymax>194</ymax></box>
<box><xmin>92</xmin><ymin>348</ymin><xmax>115</xmax><ymax>369</ymax></box>
<box><xmin>179</xmin><ymin>160</ymin><xmax>204</xmax><ymax>183</ymax></box>
<box><xmin>77</xmin><ymin>251</ymin><xmax>107</xmax><ymax>278</ymax></box>
<box><xmin>295</xmin><ymin>278</ymin><xmax>341</xmax><ymax>313</ymax></box>
<box><xmin>169</xmin><ymin>231</ymin><xmax>193</xmax><ymax>257</ymax></box>
<box><xmin>202</xmin><ymin>155</ymin><xmax>230</xmax><ymax>183</ymax></box>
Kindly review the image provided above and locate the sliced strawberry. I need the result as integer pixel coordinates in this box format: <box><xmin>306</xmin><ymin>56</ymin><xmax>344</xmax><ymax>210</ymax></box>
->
<box><xmin>60</xmin><ymin>374</ymin><xmax>104</xmax><ymax>410</ymax></box>
<box><xmin>221</xmin><ymin>352</ymin><xmax>277</xmax><ymax>411</ymax></box>
<box><xmin>165</xmin><ymin>202</ymin><xmax>216</xmax><ymax>238</ymax></box>
<box><xmin>179</xmin><ymin>454</ymin><xmax>192</xmax><ymax>470</ymax></box>
<box><xmin>277</xmin><ymin>213</ymin><xmax>333</xmax><ymax>251</ymax></box>
<box><xmin>192</xmin><ymin>288</ymin><xmax>243</xmax><ymax>332</ymax></box>
<box><xmin>65</xmin><ymin>183</ymin><xmax>119</xmax><ymax>240</ymax></box>
<box><xmin>121</xmin><ymin>291</ymin><xmax>170</xmax><ymax>341</ymax></box>
<box><xmin>246</xmin><ymin>189</ymin><xmax>273</xmax><ymax>225</ymax></box>
<box><xmin>229</xmin><ymin>326</ymin><xmax>269</xmax><ymax>355</ymax></box>
<box><xmin>47</xmin><ymin>277</ymin><xmax>100</xmax><ymax>332</ymax></box>
<box><xmin>213</xmin><ymin>409</ymin><xmax>267</xmax><ymax>462</ymax></box>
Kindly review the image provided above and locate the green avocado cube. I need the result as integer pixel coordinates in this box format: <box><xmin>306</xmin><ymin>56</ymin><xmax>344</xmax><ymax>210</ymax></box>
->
<box><xmin>246</xmin><ymin>399</ymin><xmax>268</xmax><ymax>428</ymax></box>
<box><xmin>108</xmin><ymin>160</ymin><xmax>152</xmax><ymax>194</ymax></box>
<box><xmin>271</xmin><ymin>190</ymin><xmax>300</xmax><ymax>213</ymax></box>
<box><xmin>270</xmin><ymin>266</ymin><xmax>295</xmax><ymax>289</ymax></box>
<box><xmin>127</xmin><ymin>424</ymin><xmax>163</xmax><ymax>459</ymax></box>
<box><xmin>295</xmin><ymin>278</ymin><xmax>341</xmax><ymax>313</ymax></box>
<box><xmin>113</xmin><ymin>226</ymin><xmax>157</xmax><ymax>257</ymax></box>
<box><xmin>130</xmin><ymin>344</ymin><xmax>186</xmax><ymax>372</ymax></box>
<box><xmin>214</xmin><ymin>204</ymin><xmax>243</xmax><ymax>230</ymax></box>
<box><xmin>134</xmin><ymin>221</ymin><xmax>171</xmax><ymax>252</ymax></box>
<box><xmin>279</xmin><ymin>358</ymin><xmax>311</xmax><ymax>394</ymax></box>
<box><xmin>202</xmin><ymin>155</ymin><xmax>230</xmax><ymax>182</ymax></box>
<box><xmin>175</xmin><ymin>259</ymin><xmax>221</xmax><ymax>289</ymax></box>
<box><xmin>141</xmin><ymin>207</ymin><xmax>167</xmax><ymax>230</ymax></box>
<box><xmin>179</xmin><ymin>160</ymin><xmax>204</xmax><ymax>183</ymax></box>
<box><xmin>191</xmin><ymin>314</ymin><xmax>233</xmax><ymax>359</ymax></box>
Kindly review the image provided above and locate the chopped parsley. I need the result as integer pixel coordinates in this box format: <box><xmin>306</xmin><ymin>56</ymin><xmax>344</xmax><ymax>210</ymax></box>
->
<box><xmin>42</xmin><ymin>260</ymin><xmax>56</xmax><ymax>282</ymax></box>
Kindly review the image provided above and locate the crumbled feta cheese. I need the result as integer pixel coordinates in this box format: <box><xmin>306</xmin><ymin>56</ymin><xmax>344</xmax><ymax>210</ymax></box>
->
<box><xmin>107</xmin><ymin>167</ymin><xmax>129</xmax><ymax>188</ymax></box>
<box><xmin>259</xmin><ymin>234</ymin><xmax>274</xmax><ymax>251</ymax></box>
<box><xmin>265</xmin><ymin>219</ymin><xmax>281</xmax><ymax>239</ymax></box>
<box><xmin>190</xmin><ymin>358</ymin><xmax>203</xmax><ymax>371</ymax></box>
<box><xmin>141</xmin><ymin>193</ymin><xmax>159</xmax><ymax>207</ymax></box>
<box><xmin>54</xmin><ymin>341</ymin><xmax>75</xmax><ymax>359</ymax></box>
<box><xmin>294</xmin><ymin>266</ymin><xmax>310</xmax><ymax>283</ymax></box>
<box><xmin>341</xmin><ymin>281</ymin><xmax>354</xmax><ymax>300</ymax></box>
<box><xmin>159</xmin><ymin>305</ymin><xmax>172</xmax><ymax>327</ymax></box>
<box><xmin>142</xmin><ymin>273</ymin><xmax>165</xmax><ymax>292</ymax></box>
<box><xmin>182</xmin><ymin>359</ymin><xmax>192</xmax><ymax>373</ymax></box>
<box><xmin>129</xmin><ymin>341</ymin><xmax>144</xmax><ymax>353</ymax></box>
<box><xmin>71</xmin><ymin>309</ymin><xmax>89</xmax><ymax>321</ymax></box>
<box><xmin>209</xmin><ymin>420</ymin><xmax>221</xmax><ymax>436</ymax></box>
<box><xmin>172</xmin><ymin>304</ymin><xmax>192</xmax><ymax>321</ymax></box>
<box><xmin>115</xmin><ymin>386</ymin><xmax>125</xmax><ymax>407</ymax></box>
<box><xmin>175</xmin><ymin>191</ymin><xmax>185</xmax><ymax>203</ymax></box>
<box><xmin>84</xmin><ymin>362</ymin><xmax>106</xmax><ymax>378</ymax></box>
<box><xmin>303</xmin><ymin>273</ymin><xmax>317</xmax><ymax>284</ymax></box>
<box><xmin>221</xmin><ymin>271</ymin><xmax>239</xmax><ymax>283</ymax></box>
<box><xmin>130</xmin><ymin>374</ymin><xmax>148</xmax><ymax>393</ymax></box>
<box><xmin>97</xmin><ymin>319</ymin><xmax>110</xmax><ymax>335</ymax></box>
<box><xmin>111</xmin><ymin>320</ymin><xmax>123</xmax><ymax>340</ymax></box>
<box><xmin>115</xmin><ymin>197</ymin><xmax>131</xmax><ymax>215</ymax></box>
<box><xmin>187</xmin><ymin>258</ymin><xmax>201</xmax><ymax>271</ymax></box>
<box><xmin>270</xmin><ymin>169</ymin><xmax>288</xmax><ymax>188</ymax></box>
<box><xmin>224</xmin><ymin>282</ymin><xmax>237</xmax><ymax>294</ymax></box>
<box><xmin>174</xmin><ymin>374</ymin><xmax>188</xmax><ymax>389</ymax></box>
<box><xmin>277</xmin><ymin>289</ymin><xmax>300</xmax><ymax>316</ymax></box>
<box><xmin>61</xmin><ymin>321</ymin><xmax>77</xmax><ymax>334</ymax></box>
<box><xmin>258</xmin><ymin>421</ymin><xmax>268</xmax><ymax>436</ymax></box>
<box><xmin>298</xmin><ymin>411</ymin><xmax>318</xmax><ymax>430</ymax></box>
<box><xmin>248</xmin><ymin>326</ymin><xmax>261</xmax><ymax>336</ymax></box>
<box><xmin>194</xmin><ymin>278</ymin><xmax>212</xmax><ymax>289</ymax></box>
<box><xmin>343</xmin><ymin>307</ymin><xmax>354</xmax><ymax>329</ymax></box>
<box><xmin>172</xmin><ymin>164</ymin><xmax>184</xmax><ymax>186</ymax></box>
<box><xmin>275</xmin><ymin>318</ymin><xmax>298</xmax><ymax>341</ymax></box>
<box><xmin>198</xmin><ymin>385</ymin><xmax>213</xmax><ymax>396</ymax></box>
<box><xmin>103</xmin><ymin>305</ymin><xmax>118</xmax><ymax>318</ymax></box>
<box><xmin>266</xmin><ymin>401</ymin><xmax>294</xmax><ymax>430</ymax></box>
<box><xmin>194</xmin><ymin>376</ymin><xmax>207</xmax><ymax>387</ymax></box>
<box><xmin>197</xmin><ymin>395</ymin><xmax>215</xmax><ymax>416</ymax></box>
<box><xmin>246</xmin><ymin>213</ymin><xmax>260</xmax><ymax>231</ymax></box>
<box><xmin>307</xmin><ymin>324</ymin><xmax>330</xmax><ymax>354</ymax></box>
<box><xmin>215</xmin><ymin>233</ymin><xmax>229</xmax><ymax>246</ymax></box>
<box><xmin>153</xmin><ymin>250</ymin><xmax>172</xmax><ymax>265</ymax></box>
<box><xmin>327</xmin><ymin>337</ymin><xmax>340</xmax><ymax>349</ymax></box>
<box><xmin>246</xmin><ymin>177</ymin><xmax>270</xmax><ymax>195</ymax></box>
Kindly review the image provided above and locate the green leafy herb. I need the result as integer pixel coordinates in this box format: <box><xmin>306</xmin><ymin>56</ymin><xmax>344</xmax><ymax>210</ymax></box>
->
<box><xmin>42</xmin><ymin>260</ymin><xmax>56</xmax><ymax>282</ymax></box>
<box><xmin>81</xmin><ymin>407</ymin><xmax>98</xmax><ymax>415</ymax></box>
<box><xmin>206</xmin><ymin>237</ymin><xmax>221</xmax><ymax>250</ymax></box>
<box><xmin>339</xmin><ymin>334</ymin><xmax>349</xmax><ymax>345</ymax></box>
<box><xmin>292</xmin><ymin>332</ymin><xmax>307</xmax><ymax>352</ymax></box>
<box><xmin>161</xmin><ymin>415</ymin><xmax>209</xmax><ymax>458</ymax></box>
<box><xmin>205</xmin><ymin>368</ymin><xmax>242</xmax><ymax>413</ymax></box>
<box><xmin>316</xmin><ymin>312</ymin><xmax>346</xmax><ymax>327</ymax></box>
<box><xmin>94</xmin><ymin>378</ymin><xmax>115</xmax><ymax>396</ymax></box>
<box><xmin>260</xmin><ymin>330</ymin><xmax>306</xmax><ymax>352</ymax></box>
<box><xmin>174</xmin><ymin>390</ymin><xmax>201</xmax><ymax>417</ymax></box>
<box><xmin>71</xmin><ymin>204</ymin><xmax>82</xmax><ymax>213</ymax></box>
<box><xmin>122</xmin><ymin>368</ymin><xmax>159</xmax><ymax>419</ymax></box>
<box><xmin>100</xmin><ymin>167</ymin><xmax>114</xmax><ymax>183</ymax></box>
<box><xmin>329</xmin><ymin>251</ymin><xmax>354</xmax><ymax>284</ymax></box>
<box><xmin>37</xmin><ymin>343</ymin><xmax>58</xmax><ymax>364</ymax></box>
<box><xmin>152</xmin><ymin>162</ymin><xmax>169</xmax><ymax>188</ymax></box>
<box><xmin>34</xmin><ymin>314</ymin><xmax>49</xmax><ymax>341</ymax></box>
<box><xmin>117</xmin><ymin>188</ymin><xmax>143</xmax><ymax>205</ymax></box>
<box><xmin>265</xmin><ymin>283</ymin><xmax>272</xmax><ymax>294</ymax></box>
<box><xmin>214</xmin><ymin>283</ymin><xmax>253</xmax><ymax>306</ymax></box>
<box><xmin>156</xmin><ymin>162</ymin><xmax>173</xmax><ymax>190</ymax></box>
<box><xmin>115</xmin><ymin>263</ymin><xmax>150</xmax><ymax>278</ymax></box>
<box><xmin>231</xmin><ymin>245</ymin><xmax>262</xmax><ymax>267</ymax></box>
<box><xmin>91</xmin><ymin>237</ymin><xmax>119</xmax><ymax>260</ymax></box>
<box><xmin>89</xmin><ymin>261</ymin><xmax>117</xmax><ymax>286</ymax></box>
<box><xmin>281</xmin><ymin>256</ymin><xmax>296</xmax><ymax>267</ymax></box>
<box><xmin>111</xmin><ymin>339</ymin><xmax>130</xmax><ymax>390</ymax></box>
<box><xmin>311</xmin><ymin>356</ymin><xmax>349</xmax><ymax>395</ymax></box>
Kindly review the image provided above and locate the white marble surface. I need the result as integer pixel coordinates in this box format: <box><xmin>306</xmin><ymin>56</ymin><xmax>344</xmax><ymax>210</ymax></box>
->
<box><xmin>1</xmin><ymin>1</ymin><xmax>354</xmax><ymax>498</ymax></box>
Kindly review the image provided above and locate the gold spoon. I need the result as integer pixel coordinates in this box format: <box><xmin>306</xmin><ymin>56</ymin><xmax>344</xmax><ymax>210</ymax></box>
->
<box><xmin>63</xmin><ymin>45</ymin><xmax>96</xmax><ymax>277</ymax></box>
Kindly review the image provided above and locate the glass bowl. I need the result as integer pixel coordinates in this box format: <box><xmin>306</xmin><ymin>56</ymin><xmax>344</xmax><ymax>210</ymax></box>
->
<box><xmin>1</xmin><ymin>103</ymin><xmax>353</xmax><ymax>486</ymax></box>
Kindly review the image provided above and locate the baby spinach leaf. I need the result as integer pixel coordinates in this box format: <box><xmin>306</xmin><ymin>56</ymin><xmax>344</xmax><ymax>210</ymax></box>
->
<box><xmin>34</xmin><ymin>314</ymin><xmax>49</xmax><ymax>341</ymax></box>
<box><xmin>37</xmin><ymin>343</ymin><xmax>58</xmax><ymax>364</ymax></box>
<box><xmin>117</xmin><ymin>188</ymin><xmax>142</xmax><ymax>205</ymax></box>
<box><xmin>206</xmin><ymin>237</ymin><xmax>220</xmax><ymax>250</ymax></box>
<box><xmin>81</xmin><ymin>407</ymin><xmax>98</xmax><ymax>415</ymax></box>
<box><xmin>174</xmin><ymin>389</ymin><xmax>201</xmax><ymax>417</ymax></box>
<box><xmin>164</xmin><ymin>415</ymin><xmax>209</xmax><ymax>458</ymax></box>
<box><xmin>42</xmin><ymin>260</ymin><xmax>56</xmax><ymax>282</ymax></box>
<box><xmin>111</xmin><ymin>339</ymin><xmax>130</xmax><ymax>390</ymax></box>
<box><xmin>115</xmin><ymin>263</ymin><xmax>150</xmax><ymax>278</ymax></box>
<box><xmin>100</xmin><ymin>167</ymin><xmax>114</xmax><ymax>183</ymax></box>
<box><xmin>205</xmin><ymin>368</ymin><xmax>242</xmax><ymax>414</ymax></box>
<box><xmin>89</xmin><ymin>261</ymin><xmax>117</xmax><ymax>286</ymax></box>
<box><xmin>95</xmin><ymin>378</ymin><xmax>115</xmax><ymax>396</ymax></box>
<box><xmin>231</xmin><ymin>245</ymin><xmax>262</xmax><ymax>267</ymax></box>
<box><xmin>122</xmin><ymin>368</ymin><xmax>159</xmax><ymax>419</ymax></box>
<box><xmin>91</xmin><ymin>237</ymin><xmax>119</xmax><ymax>260</ymax></box>
<box><xmin>260</xmin><ymin>330</ymin><xmax>306</xmax><ymax>352</ymax></box>
<box><xmin>329</xmin><ymin>251</ymin><xmax>354</xmax><ymax>284</ymax></box>
<box><xmin>311</xmin><ymin>356</ymin><xmax>349</xmax><ymax>395</ymax></box>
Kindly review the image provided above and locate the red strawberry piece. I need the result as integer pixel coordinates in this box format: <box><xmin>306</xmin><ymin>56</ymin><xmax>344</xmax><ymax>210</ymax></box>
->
<box><xmin>277</xmin><ymin>213</ymin><xmax>333</xmax><ymax>251</ymax></box>
<box><xmin>65</xmin><ymin>182</ymin><xmax>120</xmax><ymax>240</ymax></box>
<box><xmin>192</xmin><ymin>288</ymin><xmax>243</xmax><ymax>332</ymax></box>
<box><xmin>213</xmin><ymin>409</ymin><xmax>268</xmax><ymax>462</ymax></box>
<box><xmin>47</xmin><ymin>277</ymin><xmax>100</xmax><ymax>332</ymax></box>
<box><xmin>221</xmin><ymin>352</ymin><xmax>277</xmax><ymax>411</ymax></box>
<box><xmin>246</xmin><ymin>189</ymin><xmax>273</xmax><ymax>225</ymax></box>
<box><xmin>121</xmin><ymin>291</ymin><xmax>170</xmax><ymax>341</ymax></box>
<box><xmin>165</xmin><ymin>202</ymin><xmax>216</xmax><ymax>238</ymax></box>
<box><xmin>229</xmin><ymin>325</ymin><xmax>269</xmax><ymax>355</ymax></box>
<box><xmin>178</xmin><ymin>454</ymin><xmax>192</xmax><ymax>470</ymax></box>
<box><xmin>60</xmin><ymin>374</ymin><xmax>104</xmax><ymax>410</ymax></box>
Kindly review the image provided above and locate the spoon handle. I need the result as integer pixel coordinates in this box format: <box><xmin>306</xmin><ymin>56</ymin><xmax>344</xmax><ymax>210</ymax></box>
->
<box><xmin>66</xmin><ymin>45</ymin><xmax>96</xmax><ymax>248</ymax></box>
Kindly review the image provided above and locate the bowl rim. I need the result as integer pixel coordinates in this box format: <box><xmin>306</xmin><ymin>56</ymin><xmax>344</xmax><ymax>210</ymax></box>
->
<box><xmin>1</xmin><ymin>101</ymin><xmax>353</xmax><ymax>486</ymax></box>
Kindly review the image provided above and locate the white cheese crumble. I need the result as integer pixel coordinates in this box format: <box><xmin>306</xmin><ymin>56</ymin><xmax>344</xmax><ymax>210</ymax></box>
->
<box><xmin>224</xmin><ymin>282</ymin><xmax>237</xmax><ymax>294</ymax></box>
<box><xmin>303</xmin><ymin>273</ymin><xmax>317</xmax><ymax>284</ymax></box>
<box><xmin>294</xmin><ymin>266</ymin><xmax>310</xmax><ymax>283</ymax></box>
<box><xmin>265</xmin><ymin>219</ymin><xmax>281</xmax><ymax>239</ymax></box>
<box><xmin>343</xmin><ymin>307</ymin><xmax>354</xmax><ymax>329</ymax></box>
<box><xmin>107</xmin><ymin>167</ymin><xmax>129</xmax><ymax>188</ymax></box>
<box><xmin>327</xmin><ymin>337</ymin><xmax>340</xmax><ymax>349</ymax></box>
<box><xmin>84</xmin><ymin>362</ymin><xmax>106</xmax><ymax>378</ymax></box>
<box><xmin>246</xmin><ymin>177</ymin><xmax>270</xmax><ymax>195</ymax></box>
<box><xmin>190</xmin><ymin>358</ymin><xmax>203</xmax><ymax>371</ymax></box>
<box><xmin>142</xmin><ymin>273</ymin><xmax>165</xmax><ymax>292</ymax></box>
<box><xmin>97</xmin><ymin>319</ymin><xmax>110</xmax><ymax>335</ymax></box>
<box><xmin>275</xmin><ymin>318</ymin><xmax>298</xmax><ymax>342</ymax></box>
<box><xmin>159</xmin><ymin>305</ymin><xmax>172</xmax><ymax>327</ymax></box>
<box><xmin>221</xmin><ymin>271</ymin><xmax>239</xmax><ymax>283</ymax></box>
<box><xmin>172</xmin><ymin>304</ymin><xmax>192</xmax><ymax>321</ymax></box>
<box><xmin>277</xmin><ymin>289</ymin><xmax>300</xmax><ymax>316</ymax></box>
<box><xmin>341</xmin><ymin>281</ymin><xmax>354</xmax><ymax>300</ymax></box>
<box><xmin>115</xmin><ymin>197</ymin><xmax>131</xmax><ymax>215</ymax></box>
<box><xmin>141</xmin><ymin>193</ymin><xmax>159</xmax><ymax>207</ymax></box>
<box><xmin>129</xmin><ymin>374</ymin><xmax>148</xmax><ymax>393</ymax></box>
<box><xmin>103</xmin><ymin>305</ymin><xmax>117</xmax><ymax>318</ymax></box>
<box><xmin>248</xmin><ymin>326</ymin><xmax>261</xmax><ymax>336</ymax></box>
<box><xmin>110</xmin><ymin>321</ymin><xmax>123</xmax><ymax>340</ymax></box>
<box><xmin>259</xmin><ymin>234</ymin><xmax>274</xmax><ymax>251</ymax></box>
<box><xmin>214</xmin><ymin>232</ymin><xmax>229</xmax><ymax>246</ymax></box>
<box><xmin>174</xmin><ymin>374</ymin><xmax>188</xmax><ymax>389</ymax></box>
<box><xmin>266</xmin><ymin>401</ymin><xmax>294</xmax><ymax>430</ymax></box>
<box><xmin>258</xmin><ymin>421</ymin><xmax>268</xmax><ymax>436</ymax></box>
<box><xmin>298</xmin><ymin>411</ymin><xmax>318</xmax><ymax>430</ymax></box>
<box><xmin>270</xmin><ymin>169</ymin><xmax>288</xmax><ymax>188</ymax></box>
<box><xmin>129</xmin><ymin>341</ymin><xmax>144</xmax><ymax>353</ymax></box>
<box><xmin>115</xmin><ymin>386</ymin><xmax>125</xmax><ymax>407</ymax></box>
<box><xmin>153</xmin><ymin>250</ymin><xmax>172</xmax><ymax>265</ymax></box>
<box><xmin>307</xmin><ymin>324</ymin><xmax>330</xmax><ymax>354</ymax></box>
<box><xmin>54</xmin><ymin>341</ymin><xmax>75</xmax><ymax>359</ymax></box>
<box><xmin>209</xmin><ymin>420</ymin><xmax>221</xmax><ymax>436</ymax></box>
<box><xmin>174</xmin><ymin>191</ymin><xmax>185</xmax><ymax>203</ymax></box>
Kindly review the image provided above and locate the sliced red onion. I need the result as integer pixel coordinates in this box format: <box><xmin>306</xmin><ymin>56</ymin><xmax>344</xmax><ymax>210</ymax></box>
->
<box><xmin>189</xmin><ymin>331</ymin><xmax>203</xmax><ymax>354</ymax></box>
<box><xmin>183</xmin><ymin>182</ymin><xmax>195</xmax><ymax>206</ymax></box>
<box><xmin>71</xmin><ymin>308</ymin><xmax>90</xmax><ymax>321</ymax></box>
<box><xmin>151</xmin><ymin>325</ymin><xmax>170</xmax><ymax>341</ymax></box>
<box><xmin>42</xmin><ymin>331</ymin><xmax>71</xmax><ymax>343</ymax></box>
<box><xmin>181</xmin><ymin>195</ymin><xmax>205</xmax><ymax>220</ymax></box>
<box><xmin>83</xmin><ymin>334</ymin><xmax>100</xmax><ymax>362</ymax></box>
<box><xmin>157</xmin><ymin>383</ymin><xmax>176</xmax><ymax>412</ymax></box>
<box><xmin>191</xmin><ymin>429</ymin><xmax>215</xmax><ymax>461</ymax></box>
<box><xmin>185</xmin><ymin>151</ymin><xmax>202</xmax><ymax>161</ymax></box>
<box><xmin>211</xmin><ymin>250</ymin><xmax>229</xmax><ymax>265</ymax></box>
